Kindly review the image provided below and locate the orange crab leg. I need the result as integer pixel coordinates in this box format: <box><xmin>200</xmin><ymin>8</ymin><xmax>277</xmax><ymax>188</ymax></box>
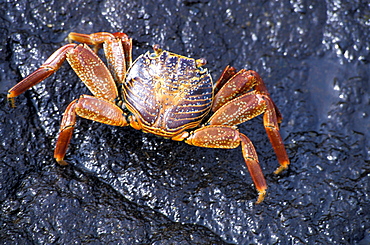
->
<box><xmin>209</xmin><ymin>90</ymin><xmax>290</xmax><ymax>175</ymax></box>
<box><xmin>208</xmin><ymin>91</ymin><xmax>266</xmax><ymax>126</ymax></box>
<box><xmin>74</xmin><ymin>95</ymin><xmax>128</xmax><ymax>127</ymax></box>
<box><xmin>212</xmin><ymin>69</ymin><xmax>283</xmax><ymax>122</ymax></box>
<box><xmin>66</xmin><ymin>44</ymin><xmax>118</xmax><ymax>102</ymax></box>
<box><xmin>212</xmin><ymin>69</ymin><xmax>264</xmax><ymax>112</ymax></box>
<box><xmin>262</xmin><ymin>95</ymin><xmax>290</xmax><ymax>174</ymax></box>
<box><xmin>213</xmin><ymin>65</ymin><xmax>237</xmax><ymax>94</ymax></box>
<box><xmin>210</xmin><ymin>68</ymin><xmax>288</xmax><ymax>168</ymax></box>
<box><xmin>7</xmin><ymin>44</ymin><xmax>76</xmax><ymax>107</ymax></box>
<box><xmin>54</xmin><ymin>95</ymin><xmax>128</xmax><ymax>165</ymax></box>
<box><xmin>54</xmin><ymin>99</ymin><xmax>78</xmax><ymax>165</ymax></box>
<box><xmin>185</xmin><ymin>125</ymin><xmax>267</xmax><ymax>204</ymax></box>
<box><xmin>8</xmin><ymin>42</ymin><xmax>121</xmax><ymax>106</ymax></box>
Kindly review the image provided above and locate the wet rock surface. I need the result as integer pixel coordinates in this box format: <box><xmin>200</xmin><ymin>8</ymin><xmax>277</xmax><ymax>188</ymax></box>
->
<box><xmin>1</xmin><ymin>0</ymin><xmax>369</xmax><ymax>244</ymax></box>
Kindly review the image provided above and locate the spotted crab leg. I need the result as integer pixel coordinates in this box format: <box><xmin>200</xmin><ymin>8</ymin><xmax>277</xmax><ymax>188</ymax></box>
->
<box><xmin>262</xmin><ymin>95</ymin><xmax>290</xmax><ymax>174</ymax></box>
<box><xmin>54</xmin><ymin>99</ymin><xmax>77</xmax><ymax>165</ymax></box>
<box><xmin>7</xmin><ymin>44</ymin><xmax>76</xmax><ymax>107</ymax></box>
<box><xmin>8</xmin><ymin>33</ymin><xmax>131</xmax><ymax>164</ymax></box>
<box><xmin>50</xmin><ymin>44</ymin><xmax>129</xmax><ymax>164</ymax></box>
<box><xmin>54</xmin><ymin>95</ymin><xmax>128</xmax><ymax>165</ymax></box>
<box><xmin>210</xmin><ymin>69</ymin><xmax>289</xmax><ymax>174</ymax></box>
<box><xmin>185</xmin><ymin>125</ymin><xmax>267</xmax><ymax>204</ymax></box>
<box><xmin>213</xmin><ymin>65</ymin><xmax>237</xmax><ymax>94</ymax></box>
<box><xmin>186</xmin><ymin>69</ymin><xmax>289</xmax><ymax>203</ymax></box>
<box><xmin>7</xmin><ymin>41</ymin><xmax>121</xmax><ymax>105</ymax></box>
<box><xmin>212</xmin><ymin>69</ymin><xmax>283</xmax><ymax>122</ymax></box>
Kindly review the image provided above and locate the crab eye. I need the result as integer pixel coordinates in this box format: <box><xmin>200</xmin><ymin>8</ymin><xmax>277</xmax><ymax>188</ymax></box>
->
<box><xmin>196</xmin><ymin>58</ymin><xmax>207</xmax><ymax>67</ymax></box>
<box><xmin>152</xmin><ymin>44</ymin><xmax>162</xmax><ymax>54</ymax></box>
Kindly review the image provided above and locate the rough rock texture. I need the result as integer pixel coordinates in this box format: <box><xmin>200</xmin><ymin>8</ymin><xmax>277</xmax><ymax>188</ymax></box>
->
<box><xmin>1</xmin><ymin>0</ymin><xmax>369</xmax><ymax>244</ymax></box>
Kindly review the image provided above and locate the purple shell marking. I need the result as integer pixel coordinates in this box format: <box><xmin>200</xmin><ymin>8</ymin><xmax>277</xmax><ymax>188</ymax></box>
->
<box><xmin>123</xmin><ymin>50</ymin><xmax>213</xmax><ymax>137</ymax></box>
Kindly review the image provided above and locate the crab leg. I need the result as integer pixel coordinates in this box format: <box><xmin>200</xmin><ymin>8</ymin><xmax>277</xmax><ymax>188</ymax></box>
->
<box><xmin>209</xmin><ymin>91</ymin><xmax>289</xmax><ymax>175</ymax></box>
<box><xmin>262</xmin><ymin>95</ymin><xmax>290</xmax><ymax>174</ymax></box>
<box><xmin>65</xmin><ymin>44</ymin><xmax>118</xmax><ymax>102</ymax></box>
<box><xmin>212</xmin><ymin>69</ymin><xmax>283</xmax><ymax>122</ymax></box>
<box><xmin>185</xmin><ymin>125</ymin><xmax>267</xmax><ymax>204</ymax></box>
<box><xmin>212</xmin><ymin>69</ymin><xmax>260</xmax><ymax>112</ymax></box>
<box><xmin>8</xmin><ymin>42</ymin><xmax>121</xmax><ymax>106</ymax></box>
<box><xmin>213</xmin><ymin>65</ymin><xmax>237</xmax><ymax>94</ymax></box>
<box><xmin>7</xmin><ymin>44</ymin><xmax>76</xmax><ymax>107</ymax></box>
<box><xmin>208</xmin><ymin>91</ymin><xmax>266</xmax><ymax>126</ymax></box>
<box><xmin>54</xmin><ymin>95</ymin><xmax>128</xmax><ymax>165</ymax></box>
<box><xmin>54</xmin><ymin>99</ymin><xmax>78</xmax><ymax>165</ymax></box>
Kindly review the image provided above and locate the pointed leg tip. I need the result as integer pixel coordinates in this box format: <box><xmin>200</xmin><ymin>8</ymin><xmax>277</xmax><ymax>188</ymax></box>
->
<box><xmin>8</xmin><ymin>99</ymin><xmax>16</xmax><ymax>108</ymax></box>
<box><xmin>56</xmin><ymin>159</ymin><xmax>69</xmax><ymax>166</ymax></box>
<box><xmin>255</xmin><ymin>190</ymin><xmax>266</xmax><ymax>204</ymax></box>
<box><xmin>7</xmin><ymin>94</ymin><xmax>16</xmax><ymax>108</ymax></box>
<box><xmin>274</xmin><ymin>162</ymin><xmax>289</xmax><ymax>175</ymax></box>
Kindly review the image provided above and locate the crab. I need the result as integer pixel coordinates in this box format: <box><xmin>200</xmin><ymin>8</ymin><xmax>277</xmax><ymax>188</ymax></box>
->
<box><xmin>8</xmin><ymin>32</ymin><xmax>289</xmax><ymax>203</ymax></box>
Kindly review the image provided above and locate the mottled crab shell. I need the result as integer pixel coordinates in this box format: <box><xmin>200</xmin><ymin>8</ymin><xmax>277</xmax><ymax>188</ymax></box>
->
<box><xmin>123</xmin><ymin>50</ymin><xmax>213</xmax><ymax>138</ymax></box>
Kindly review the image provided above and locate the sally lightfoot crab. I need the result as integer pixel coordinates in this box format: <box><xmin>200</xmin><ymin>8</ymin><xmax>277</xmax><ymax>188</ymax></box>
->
<box><xmin>8</xmin><ymin>32</ymin><xmax>289</xmax><ymax>203</ymax></box>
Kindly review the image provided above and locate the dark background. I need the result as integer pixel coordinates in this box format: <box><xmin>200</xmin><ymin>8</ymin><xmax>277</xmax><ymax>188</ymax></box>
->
<box><xmin>1</xmin><ymin>0</ymin><xmax>369</xmax><ymax>244</ymax></box>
